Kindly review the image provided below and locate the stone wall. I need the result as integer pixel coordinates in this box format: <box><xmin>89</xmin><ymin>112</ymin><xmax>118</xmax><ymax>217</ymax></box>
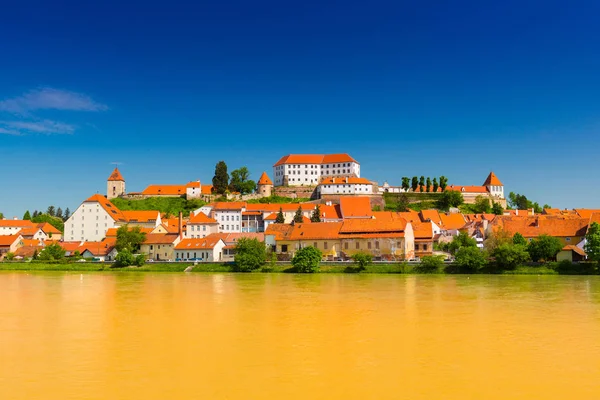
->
<box><xmin>274</xmin><ymin>186</ymin><xmax>318</xmax><ymax>200</ymax></box>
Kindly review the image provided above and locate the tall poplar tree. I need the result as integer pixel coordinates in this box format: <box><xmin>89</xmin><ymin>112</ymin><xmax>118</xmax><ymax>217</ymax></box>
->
<box><xmin>212</xmin><ymin>161</ymin><xmax>230</xmax><ymax>195</ymax></box>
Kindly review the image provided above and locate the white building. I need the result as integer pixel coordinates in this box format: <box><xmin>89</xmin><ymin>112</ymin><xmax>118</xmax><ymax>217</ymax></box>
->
<box><xmin>186</xmin><ymin>212</ymin><xmax>219</xmax><ymax>239</ymax></box>
<box><xmin>273</xmin><ymin>154</ymin><xmax>360</xmax><ymax>186</ymax></box>
<box><xmin>0</xmin><ymin>220</ymin><xmax>35</xmax><ymax>236</ymax></box>
<box><xmin>174</xmin><ymin>237</ymin><xmax>226</xmax><ymax>262</ymax></box>
<box><xmin>318</xmin><ymin>177</ymin><xmax>374</xmax><ymax>196</ymax></box>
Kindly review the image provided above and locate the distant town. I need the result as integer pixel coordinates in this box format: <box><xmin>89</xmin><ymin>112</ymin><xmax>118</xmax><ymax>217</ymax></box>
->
<box><xmin>1</xmin><ymin>153</ymin><xmax>598</xmax><ymax>267</ymax></box>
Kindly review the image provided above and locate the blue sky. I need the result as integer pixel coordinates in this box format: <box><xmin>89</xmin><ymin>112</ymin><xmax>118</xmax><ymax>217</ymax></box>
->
<box><xmin>1</xmin><ymin>0</ymin><xmax>600</xmax><ymax>217</ymax></box>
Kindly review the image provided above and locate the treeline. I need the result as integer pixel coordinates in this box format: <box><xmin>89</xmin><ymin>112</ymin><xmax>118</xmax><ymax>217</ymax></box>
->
<box><xmin>508</xmin><ymin>192</ymin><xmax>550</xmax><ymax>213</ymax></box>
<box><xmin>20</xmin><ymin>206</ymin><xmax>70</xmax><ymax>233</ymax></box>
<box><xmin>212</xmin><ymin>162</ymin><xmax>257</xmax><ymax>195</ymax></box>
<box><xmin>400</xmin><ymin>176</ymin><xmax>448</xmax><ymax>193</ymax></box>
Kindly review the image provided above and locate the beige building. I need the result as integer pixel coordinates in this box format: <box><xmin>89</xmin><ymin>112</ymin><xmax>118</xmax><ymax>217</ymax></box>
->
<box><xmin>141</xmin><ymin>234</ymin><xmax>181</xmax><ymax>261</ymax></box>
<box><xmin>107</xmin><ymin>168</ymin><xmax>126</xmax><ymax>200</ymax></box>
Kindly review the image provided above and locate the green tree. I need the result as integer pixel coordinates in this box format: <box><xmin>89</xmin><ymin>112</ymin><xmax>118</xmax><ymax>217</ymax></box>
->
<box><xmin>352</xmin><ymin>252</ymin><xmax>373</xmax><ymax>271</ymax></box>
<box><xmin>292</xmin><ymin>246</ymin><xmax>322</xmax><ymax>273</ymax></box>
<box><xmin>584</xmin><ymin>222</ymin><xmax>600</xmax><ymax>262</ymax></box>
<box><xmin>436</xmin><ymin>190</ymin><xmax>464</xmax><ymax>210</ymax></box>
<box><xmin>212</xmin><ymin>161</ymin><xmax>230</xmax><ymax>195</ymax></box>
<box><xmin>64</xmin><ymin>208</ymin><xmax>71</xmax><ymax>221</ymax></box>
<box><xmin>419</xmin><ymin>176</ymin><xmax>425</xmax><ymax>192</ymax></box>
<box><xmin>23</xmin><ymin>210</ymin><xmax>31</xmax><ymax>220</ymax></box>
<box><xmin>527</xmin><ymin>234</ymin><xmax>563</xmax><ymax>262</ymax></box>
<box><xmin>473</xmin><ymin>195</ymin><xmax>491</xmax><ymax>214</ymax></box>
<box><xmin>38</xmin><ymin>242</ymin><xmax>66</xmax><ymax>261</ymax></box>
<box><xmin>310</xmin><ymin>205</ymin><xmax>321</xmax><ymax>222</ymax></box>
<box><xmin>417</xmin><ymin>255</ymin><xmax>444</xmax><ymax>273</ymax></box>
<box><xmin>229</xmin><ymin>167</ymin><xmax>256</xmax><ymax>194</ymax></box>
<box><xmin>453</xmin><ymin>247</ymin><xmax>487</xmax><ymax>273</ymax></box>
<box><xmin>32</xmin><ymin>210</ymin><xmax>39</xmax><ymax>218</ymax></box>
<box><xmin>401</xmin><ymin>177</ymin><xmax>410</xmax><ymax>191</ymax></box>
<box><xmin>234</xmin><ymin>238</ymin><xmax>266</xmax><ymax>272</ymax></box>
<box><xmin>115</xmin><ymin>225</ymin><xmax>147</xmax><ymax>253</ymax></box>
<box><xmin>439</xmin><ymin>176</ymin><xmax>448</xmax><ymax>191</ymax></box>
<box><xmin>448</xmin><ymin>232</ymin><xmax>478</xmax><ymax>254</ymax></box>
<box><xmin>55</xmin><ymin>207</ymin><xmax>63</xmax><ymax>220</ymax></box>
<box><xmin>115</xmin><ymin>249</ymin><xmax>135</xmax><ymax>267</ymax></box>
<box><xmin>543</xmin><ymin>204</ymin><xmax>552</xmax><ymax>210</ymax></box>
<box><xmin>432</xmin><ymin>177</ymin><xmax>439</xmax><ymax>193</ymax></box>
<box><xmin>275</xmin><ymin>207</ymin><xmax>285</xmax><ymax>224</ymax></box>
<box><xmin>508</xmin><ymin>192</ymin><xmax>529</xmax><ymax>210</ymax></box>
<box><xmin>31</xmin><ymin>214</ymin><xmax>64</xmax><ymax>233</ymax></box>
<box><xmin>47</xmin><ymin>206</ymin><xmax>56</xmax><ymax>217</ymax></box>
<box><xmin>492</xmin><ymin>243</ymin><xmax>530</xmax><ymax>270</ymax></box>
<box><xmin>411</xmin><ymin>176</ymin><xmax>419</xmax><ymax>191</ymax></box>
<box><xmin>134</xmin><ymin>254</ymin><xmax>146</xmax><ymax>267</ymax></box>
<box><xmin>483</xmin><ymin>228</ymin><xmax>512</xmax><ymax>252</ymax></box>
<box><xmin>293</xmin><ymin>206</ymin><xmax>304</xmax><ymax>223</ymax></box>
<box><xmin>396</xmin><ymin>193</ymin><xmax>410</xmax><ymax>212</ymax></box>
<box><xmin>512</xmin><ymin>233</ymin><xmax>527</xmax><ymax>246</ymax></box>
<box><xmin>491</xmin><ymin>202</ymin><xmax>504</xmax><ymax>215</ymax></box>
<box><xmin>4</xmin><ymin>252</ymin><xmax>15</xmax><ymax>261</ymax></box>
<box><xmin>0</xmin><ymin>212</ymin><xmax>4</xmax><ymax>219</ymax></box>
<box><xmin>426</xmin><ymin>177</ymin><xmax>432</xmax><ymax>192</ymax></box>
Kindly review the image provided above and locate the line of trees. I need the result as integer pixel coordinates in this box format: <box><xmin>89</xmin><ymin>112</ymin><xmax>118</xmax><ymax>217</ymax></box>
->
<box><xmin>508</xmin><ymin>192</ymin><xmax>550</xmax><ymax>213</ymax></box>
<box><xmin>212</xmin><ymin>161</ymin><xmax>257</xmax><ymax>195</ymax></box>
<box><xmin>402</xmin><ymin>176</ymin><xmax>448</xmax><ymax>192</ymax></box>
<box><xmin>23</xmin><ymin>206</ymin><xmax>71</xmax><ymax>222</ymax></box>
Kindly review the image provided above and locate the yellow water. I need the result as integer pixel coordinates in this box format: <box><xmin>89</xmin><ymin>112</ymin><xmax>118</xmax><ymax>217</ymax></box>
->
<box><xmin>1</xmin><ymin>273</ymin><xmax>600</xmax><ymax>399</ymax></box>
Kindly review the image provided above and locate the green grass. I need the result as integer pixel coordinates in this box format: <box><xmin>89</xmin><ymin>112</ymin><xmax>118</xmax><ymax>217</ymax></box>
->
<box><xmin>246</xmin><ymin>195</ymin><xmax>311</xmax><ymax>204</ymax></box>
<box><xmin>111</xmin><ymin>197</ymin><xmax>207</xmax><ymax>217</ymax></box>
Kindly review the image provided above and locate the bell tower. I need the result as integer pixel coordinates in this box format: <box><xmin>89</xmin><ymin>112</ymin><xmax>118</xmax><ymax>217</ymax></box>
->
<box><xmin>107</xmin><ymin>168</ymin><xmax>126</xmax><ymax>199</ymax></box>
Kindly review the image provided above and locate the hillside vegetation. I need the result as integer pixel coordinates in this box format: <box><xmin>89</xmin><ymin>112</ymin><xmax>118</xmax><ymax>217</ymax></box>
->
<box><xmin>111</xmin><ymin>197</ymin><xmax>206</xmax><ymax>217</ymax></box>
<box><xmin>383</xmin><ymin>192</ymin><xmax>442</xmax><ymax>211</ymax></box>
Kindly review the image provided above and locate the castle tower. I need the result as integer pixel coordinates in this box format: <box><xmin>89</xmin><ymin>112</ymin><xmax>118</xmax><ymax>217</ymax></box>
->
<box><xmin>107</xmin><ymin>167</ymin><xmax>126</xmax><ymax>199</ymax></box>
<box><xmin>483</xmin><ymin>171</ymin><xmax>504</xmax><ymax>199</ymax></box>
<box><xmin>257</xmin><ymin>172</ymin><xmax>273</xmax><ymax>197</ymax></box>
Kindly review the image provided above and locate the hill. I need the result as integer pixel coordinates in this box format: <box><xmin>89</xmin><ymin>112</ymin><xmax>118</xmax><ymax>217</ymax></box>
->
<box><xmin>111</xmin><ymin>197</ymin><xmax>207</xmax><ymax>217</ymax></box>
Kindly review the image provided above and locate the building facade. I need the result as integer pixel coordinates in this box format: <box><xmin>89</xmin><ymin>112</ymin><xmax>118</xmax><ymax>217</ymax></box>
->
<box><xmin>273</xmin><ymin>154</ymin><xmax>360</xmax><ymax>187</ymax></box>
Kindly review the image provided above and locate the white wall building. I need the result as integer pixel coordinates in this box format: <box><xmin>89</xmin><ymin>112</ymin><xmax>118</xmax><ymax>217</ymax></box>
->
<box><xmin>174</xmin><ymin>237</ymin><xmax>226</xmax><ymax>262</ymax></box>
<box><xmin>0</xmin><ymin>220</ymin><xmax>35</xmax><ymax>236</ymax></box>
<box><xmin>318</xmin><ymin>177</ymin><xmax>374</xmax><ymax>196</ymax></box>
<box><xmin>273</xmin><ymin>154</ymin><xmax>360</xmax><ymax>187</ymax></box>
<box><xmin>64</xmin><ymin>194</ymin><xmax>123</xmax><ymax>242</ymax></box>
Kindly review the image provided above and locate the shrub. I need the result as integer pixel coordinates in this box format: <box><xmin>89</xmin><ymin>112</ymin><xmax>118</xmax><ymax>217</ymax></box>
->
<box><xmin>233</xmin><ymin>238</ymin><xmax>266</xmax><ymax>272</ymax></box>
<box><xmin>115</xmin><ymin>249</ymin><xmax>135</xmax><ymax>267</ymax></box>
<box><xmin>491</xmin><ymin>243</ymin><xmax>530</xmax><ymax>270</ymax></box>
<box><xmin>134</xmin><ymin>254</ymin><xmax>146</xmax><ymax>267</ymax></box>
<box><xmin>38</xmin><ymin>243</ymin><xmax>66</xmax><ymax>261</ymax></box>
<box><xmin>451</xmin><ymin>247</ymin><xmax>487</xmax><ymax>273</ymax></box>
<box><xmin>528</xmin><ymin>235</ymin><xmax>563</xmax><ymax>262</ymax></box>
<box><xmin>416</xmin><ymin>255</ymin><xmax>444</xmax><ymax>273</ymax></box>
<box><xmin>4</xmin><ymin>252</ymin><xmax>15</xmax><ymax>261</ymax></box>
<box><xmin>291</xmin><ymin>246</ymin><xmax>322</xmax><ymax>273</ymax></box>
<box><xmin>352</xmin><ymin>252</ymin><xmax>373</xmax><ymax>271</ymax></box>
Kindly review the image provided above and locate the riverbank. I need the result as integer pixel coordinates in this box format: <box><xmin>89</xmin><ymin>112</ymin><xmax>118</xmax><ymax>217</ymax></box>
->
<box><xmin>0</xmin><ymin>262</ymin><xmax>596</xmax><ymax>274</ymax></box>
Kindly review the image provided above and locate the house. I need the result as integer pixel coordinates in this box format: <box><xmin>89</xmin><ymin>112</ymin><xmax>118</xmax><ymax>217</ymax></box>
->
<box><xmin>488</xmin><ymin>215</ymin><xmax>589</xmax><ymax>246</ymax></box>
<box><xmin>120</xmin><ymin>211</ymin><xmax>162</xmax><ymax>229</ymax></box>
<box><xmin>413</xmin><ymin>221</ymin><xmax>435</xmax><ymax>257</ymax></box>
<box><xmin>439</xmin><ymin>213</ymin><xmax>467</xmax><ymax>233</ymax></box>
<box><xmin>0</xmin><ymin>234</ymin><xmax>24</xmax><ymax>260</ymax></box>
<box><xmin>13</xmin><ymin>245</ymin><xmax>44</xmax><ymax>260</ymax></box>
<box><xmin>186</xmin><ymin>212</ymin><xmax>218</xmax><ymax>238</ymax></box>
<box><xmin>0</xmin><ymin>219</ymin><xmax>35</xmax><ymax>236</ymax></box>
<box><xmin>265</xmin><ymin>224</ymin><xmax>294</xmax><ymax>253</ymax></box>
<box><xmin>273</xmin><ymin>153</ymin><xmax>360</xmax><ymax>187</ymax></box>
<box><xmin>141</xmin><ymin>234</ymin><xmax>181</xmax><ymax>261</ymax></box>
<box><xmin>36</xmin><ymin>222</ymin><xmax>62</xmax><ymax>241</ymax></box>
<box><xmin>80</xmin><ymin>239</ymin><xmax>118</xmax><ymax>262</ymax></box>
<box><xmin>174</xmin><ymin>236</ymin><xmax>226</xmax><ymax>262</ymax></box>
<box><xmin>317</xmin><ymin>177</ymin><xmax>374</xmax><ymax>196</ymax></box>
<box><xmin>557</xmin><ymin>245</ymin><xmax>587</xmax><ymax>263</ymax></box>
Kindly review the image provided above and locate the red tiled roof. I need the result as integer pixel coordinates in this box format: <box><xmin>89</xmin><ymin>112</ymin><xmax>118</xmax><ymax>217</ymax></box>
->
<box><xmin>574</xmin><ymin>209</ymin><xmax>600</xmax><ymax>219</ymax></box>
<box><xmin>37</xmin><ymin>222</ymin><xmax>61</xmax><ymax>234</ymax></box>
<box><xmin>14</xmin><ymin>246</ymin><xmax>43</xmax><ymax>258</ymax></box>
<box><xmin>0</xmin><ymin>220</ymin><xmax>35</xmax><ymax>228</ymax></box>
<box><xmin>213</xmin><ymin>202</ymin><xmax>247</xmax><ymax>210</ymax></box>
<box><xmin>439</xmin><ymin>213</ymin><xmax>467</xmax><ymax>230</ymax></box>
<box><xmin>319</xmin><ymin>177</ymin><xmax>372</xmax><ymax>185</ymax></box>
<box><xmin>412</xmin><ymin>221</ymin><xmax>434</xmax><ymax>239</ymax></box>
<box><xmin>186</xmin><ymin>181</ymin><xmax>201</xmax><ymax>188</ymax></box>
<box><xmin>339</xmin><ymin>197</ymin><xmax>373</xmax><ymax>218</ymax></box>
<box><xmin>340</xmin><ymin>218</ymin><xmax>407</xmax><ymax>234</ymax></box>
<box><xmin>273</xmin><ymin>153</ymin><xmax>358</xmax><ymax>167</ymax></box>
<box><xmin>257</xmin><ymin>172</ymin><xmax>273</xmax><ymax>185</ymax></box>
<box><xmin>175</xmin><ymin>236</ymin><xmax>224</xmax><ymax>250</ymax></box>
<box><xmin>492</xmin><ymin>216</ymin><xmax>589</xmax><ymax>238</ymax></box>
<box><xmin>201</xmin><ymin>185</ymin><xmax>213</xmax><ymax>195</ymax></box>
<box><xmin>288</xmin><ymin>222</ymin><xmax>343</xmax><ymax>240</ymax></box>
<box><xmin>483</xmin><ymin>172</ymin><xmax>503</xmax><ymax>186</ymax></box>
<box><xmin>419</xmin><ymin>210</ymin><xmax>442</xmax><ymax>226</ymax></box>
<box><xmin>143</xmin><ymin>234</ymin><xmax>179</xmax><ymax>244</ymax></box>
<box><xmin>0</xmin><ymin>234</ymin><xmax>22</xmax><ymax>246</ymax></box>
<box><xmin>264</xmin><ymin>224</ymin><xmax>294</xmax><ymax>240</ymax></box>
<box><xmin>319</xmin><ymin>204</ymin><xmax>342</xmax><ymax>220</ymax></box>
<box><xmin>108</xmin><ymin>168</ymin><xmax>124</xmax><ymax>181</ymax></box>
<box><xmin>142</xmin><ymin>185</ymin><xmax>187</xmax><ymax>196</ymax></box>
<box><xmin>562</xmin><ymin>245</ymin><xmax>586</xmax><ymax>257</ymax></box>
<box><xmin>188</xmin><ymin>212</ymin><xmax>218</xmax><ymax>224</ymax></box>
<box><xmin>80</xmin><ymin>238</ymin><xmax>117</xmax><ymax>256</ymax></box>
<box><xmin>85</xmin><ymin>194</ymin><xmax>127</xmax><ymax>222</ymax></box>
<box><xmin>121</xmin><ymin>211</ymin><xmax>160</xmax><ymax>223</ymax></box>
<box><xmin>445</xmin><ymin>185</ymin><xmax>490</xmax><ymax>194</ymax></box>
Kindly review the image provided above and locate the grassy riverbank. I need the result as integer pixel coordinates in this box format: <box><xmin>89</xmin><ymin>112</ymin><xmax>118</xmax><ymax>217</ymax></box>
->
<box><xmin>2</xmin><ymin>262</ymin><xmax>596</xmax><ymax>275</ymax></box>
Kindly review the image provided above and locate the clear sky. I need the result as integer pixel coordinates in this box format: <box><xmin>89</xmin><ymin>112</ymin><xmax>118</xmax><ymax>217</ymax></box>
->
<box><xmin>1</xmin><ymin>0</ymin><xmax>600</xmax><ymax>217</ymax></box>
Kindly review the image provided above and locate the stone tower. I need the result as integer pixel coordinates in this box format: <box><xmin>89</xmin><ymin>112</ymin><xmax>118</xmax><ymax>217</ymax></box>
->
<box><xmin>257</xmin><ymin>172</ymin><xmax>273</xmax><ymax>197</ymax></box>
<box><xmin>483</xmin><ymin>171</ymin><xmax>504</xmax><ymax>199</ymax></box>
<box><xmin>107</xmin><ymin>167</ymin><xmax>126</xmax><ymax>199</ymax></box>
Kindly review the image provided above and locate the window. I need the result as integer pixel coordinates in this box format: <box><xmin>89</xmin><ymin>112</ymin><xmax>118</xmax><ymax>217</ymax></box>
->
<box><xmin>415</xmin><ymin>244</ymin><xmax>419</xmax><ymax>251</ymax></box>
<box><xmin>356</xmin><ymin>242</ymin><xmax>360</xmax><ymax>249</ymax></box>
<box><xmin>282</xmin><ymin>244</ymin><xmax>288</xmax><ymax>252</ymax></box>
<box><xmin>423</xmin><ymin>244</ymin><xmax>428</xmax><ymax>251</ymax></box>
<box><xmin>566</xmin><ymin>237</ymin><xmax>571</xmax><ymax>242</ymax></box>
<box><xmin>313</xmin><ymin>242</ymin><xmax>317</xmax><ymax>248</ymax></box>
<box><xmin>344</xmin><ymin>242</ymin><xmax>348</xmax><ymax>250</ymax></box>
<box><xmin>368</xmin><ymin>242</ymin><xmax>372</xmax><ymax>249</ymax></box>
<box><xmin>375</xmin><ymin>241</ymin><xmax>379</xmax><ymax>249</ymax></box>
<box><xmin>150</xmin><ymin>245</ymin><xmax>154</xmax><ymax>250</ymax></box>
<box><xmin>324</xmin><ymin>242</ymin><xmax>328</xmax><ymax>249</ymax></box>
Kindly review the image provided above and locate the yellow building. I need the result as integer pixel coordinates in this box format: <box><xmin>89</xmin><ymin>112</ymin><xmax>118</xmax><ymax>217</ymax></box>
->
<box><xmin>140</xmin><ymin>234</ymin><xmax>181</xmax><ymax>261</ymax></box>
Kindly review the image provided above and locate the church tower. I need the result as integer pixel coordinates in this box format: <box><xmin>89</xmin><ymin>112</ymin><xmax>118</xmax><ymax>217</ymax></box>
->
<box><xmin>257</xmin><ymin>172</ymin><xmax>274</xmax><ymax>197</ymax></box>
<box><xmin>483</xmin><ymin>171</ymin><xmax>504</xmax><ymax>199</ymax></box>
<box><xmin>107</xmin><ymin>168</ymin><xmax>126</xmax><ymax>199</ymax></box>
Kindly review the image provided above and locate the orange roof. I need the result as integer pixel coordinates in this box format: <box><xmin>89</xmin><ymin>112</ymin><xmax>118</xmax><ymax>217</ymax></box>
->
<box><xmin>319</xmin><ymin>177</ymin><xmax>372</xmax><ymax>185</ymax></box>
<box><xmin>188</xmin><ymin>212</ymin><xmax>218</xmax><ymax>224</ymax></box>
<box><xmin>142</xmin><ymin>185</ymin><xmax>187</xmax><ymax>196</ymax></box>
<box><xmin>17</xmin><ymin>227</ymin><xmax>41</xmax><ymax>236</ymax></box>
<box><xmin>492</xmin><ymin>215</ymin><xmax>589</xmax><ymax>238</ymax></box>
<box><xmin>14</xmin><ymin>245</ymin><xmax>43</xmax><ymax>258</ymax></box>
<box><xmin>264</xmin><ymin>224</ymin><xmax>294</xmax><ymax>240</ymax></box>
<box><xmin>201</xmin><ymin>185</ymin><xmax>213</xmax><ymax>195</ymax></box>
<box><xmin>339</xmin><ymin>197</ymin><xmax>373</xmax><ymax>219</ymax></box>
<box><xmin>245</xmin><ymin>203</ymin><xmax>316</xmax><ymax>213</ymax></box>
<box><xmin>419</xmin><ymin>210</ymin><xmax>442</xmax><ymax>226</ymax></box>
<box><xmin>186</xmin><ymin>181</ymin><xmax>201</xmax><ymax>188</ymax></box>
<box><xmin>543</xmin><ymin>208</ymin><xmax>561</xmax><ymax>215</ymax></box>
<box><xmin>143</xmin><ymin>234</ymin><xmax>180</xmax><ymax>244</ymax></box>
<box><xmin>108</xmin><ymin>167</ymin><xmax>124</xmax><ymax>182</ymax></box>
<box><xmin>213</xmin><ymin>202</ymin><xmax>247</xmax><ymax>210</ymax></box>
<box><xmin>80</xmin><ymin>238</ymin><xmax>117</xmax><ymax>256</ymax></box>
<box><xmin>412</xmin><ymin>221</ymin><xmax>434</xmax><ymax>239</ymax></box>
<box><xmin>264</xmin><ymin>213</ymin><xmax>278</xmax><ymax>221</ymax></box>
<box><xmin>398</xmin><ymin>211</ymin><xmax>420</xmax><ymax>222</ymax></box>
<box><xmin>0</xmin><ymin>234</ymin><xmax>22</xmax><ymax>247</ymax></box>
<box><xmin>205</xmin><ymin>232</ymin><xmax>265</xmax><ymax>244</ymax></box>
<box><xmin>503</xmin><ymin>209</ymin><xmax>533</xmax><ymax>216</ymax></box>
<box><xmin>273</xmin><ymin>153</ymin><xmax>358</xmax><ymax>166</ymax></box>
<box><xmin>22</xmin><ymin>239</ymin><xmax>42</xmax><ymax>247</ymax></box>
<box><xmin>319</xmin><ymin>204</ymin><xmax>342</xmax><ymax>220</ymax></box>
<box><xmin>575</xmin><ymin>209</ymin><xmax>600</xmax><ymax>219</ymax></box>
<box><xmin>257</xmin><ymin>172</ymin><xmax>273</xmax><ymax>185</ymax></box>
<box><xmin>0</xmin><ymin>219</ymin><xmax>35</xmax><ymax>228</ymax></box>
<box><xmin>243</xmin><ymin>211</ymin><xmax>262</xmax><ymax>216</ymax></box>
<box><xmin>175</xmin><ymin>236</ymin><xmax>224</xmax><ymax>250</ymax></box>
<box><xmin>288</xmin><ymin>222</ymin><xmax>343</xmax><ymax>240</ymax></box>
<box><xmin>121</xmin><ymin>210</ymin><xmax>160</xmax><ymax>223</ymax></box>
<box><xmin>85</xmin><ymin>194</ymin><xmax>127</xmax><ymax>222</ymax></box>
<box><xmin>562</xmin><ymin>245</ymin><xmax>586</xmax><ymax>257</ymax></box>
<box><xmin>439</xmin><ymin>213</ymin><xmax>467</xmax><ymax>230</ymax></box>
<box><xmin>483</xmin><ymin>172</ymin><xmax>503</xmax><ymax>186</ymax></box>
<box><xmin>37</xmin><ymin>222</ymin><xmax>61</xmax><ymax>234</ymax></box>
<box><xmin>340</xmin><ymin>218</ymin><xmax>407</xmax><ymax>234</ymax></box>
<box><xmin>445</xmin><ymin>185</ymin><xmax>489</xmax><ymax>194</ymax></box>
<box><xmin>59</xmin><ymin>242</ymin><xmax>84</xmax><ymax>252</ymax></box>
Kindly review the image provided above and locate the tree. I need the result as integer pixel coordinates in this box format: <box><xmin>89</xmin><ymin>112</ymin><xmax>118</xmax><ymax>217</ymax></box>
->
<box><xmin>38</xmin><ymin>242</ymin><xmax>66</xmax><ymax>261</ymax></box>
<box><xmin>439</xmin><ymin>176</ymin><xmax>448</xmax><ymax>191</ymax></box>
<box><xmin>115</xmin><ymin>249</ymin><xmax>135</xmax><ymax>267</ymax></box>
<box><xmin>396</xmin><ymin>193</ymin><xmax>410</xmax><ymax>212</ymax></box>
<box><xmin>23</xmin><ymin>210</ymin><xmax>31</xmax><ymax>220</ymax></box>
<box><xmin>527</xmin><ymin>234</ymin><xmax>563</xmax><ymax>262</ymax></box>
<box><xmin>229</xmin><ymin>167</ymin><xmax>256</xmax><ymax>194</ymax></box>
<box><xmin>31</xmin><ymin>214</ymin><xmax>64</xmax><ymax>233</ymax></box>
<box><xmin>234</xmin><ymin>238</ymin><xmax>266</xmax><ymax>272</ymax></box>
<box><xmin>453</xmin><ymin>247</ymin><xmax>487</xmax><ymax>273</ymax></box>
<box><xmin>419</xmin><ymin>176</ymin><xmax>425</xmax><ymax>192</ymax></box>
<box><xmin>448</xmin><ymin>232</ymin><xmax>478</xmax><ymax>254</ymax></box>
<box><xmin>64</xmin><ymin>208</ymin><xmax>71</xmax><ymax>221</ymax></box>
<box><xmin>134</xmin><ymin>254</ymin><xmax>146</xmax><ymax>267</ymax></box>
<box><xmin>543</xmin><ymin>204</ymin><xmax>552</xmax><ymax>210</ymax></box>
<box><xmin>32</xmin><ymin>210</ymin><xmax>39</xmax><ymax>218</ymax></box>
<box><xmin>352</xmin><ymin>252</ymin><xmax>372</xmax><ymax>271</ymax></box>
<box><xmin>293</xmin><ymin>206</ymin><xmax>304</xmax><ymax>223</ymax></box>
<box><xmin>47</xmin><ymin>206</ymin><xmax>56</xmax><ymax>217</ymax></box>
<box><xmin>310</xmin><ymin>205</ymin><xmax>321</xmax><ymax>222</ymax></box>
<box><xmin>436</xmin><ymin>190</ymin><xmax>464</xmax><ymax>210</ymax></box>
<box><xmin>584</xmin><ymin>222</ymin><xmax>600</xmax><ymax>262</ymax></box>
<box><xmin>411</xmin><ymin>177</ymin><xmax>419</xmax><ymax>192</ymax></box>
<box><xmin>0</xmin><ymin>212</ymin><xmax>3</xmax><ymax>219</ymax></box>
<box><xmin>115</xmin><ymin>225</ymin><xmax>147</xmax><ymax>253</ymax></box>
<box><xmin>508</xmin><ymin>192</ymin><xmax>529</xmax><ymax>210</ymax></box>
<box><xmin>56</xmin><ymin>207</ymin><xmax>63</xmax><ymax>220</ymax></box>
<box><xmin>492</xmin><ymin>202</ymin><xmax>503</xmax><ymax>215</ymax></box>
<box><xmin>4</xmin><ymin>252</ymin><xmax>15</xmax><ymax>261</ymax></box>
<box><xmin>401</xmin><ymin>177</ymin><xmax>410</xmax><ymax>191</ymax></box>
<box><xmin>275</xmin><ymin>207</ymin><xmax>285</xmax><ymax>224</ymax></box>
<box><xmin>432</xmin><ymin>178</ymin><xmax>439</xmax><ymax>193</ymax></box>
<box><xmin>473</xmin><ymin>195</ymin><xmax>491</xmax><ymax>214</ymax></box>
<box><xmin>292</xmin><ymin>246</ymin><xmax>322</xmax><ymax>273</ymax></box>
<box><xmin>512</xmin><ymin>233</ymin><xmax>527</xmax><ymax>246</ymax></box>
<box><xmin>491</xmin><ymin>243</ymin><xmax>530</xmax><ymax>270</ymax></box>
<box><xmin>483</xmin><ymin>228</ymin><xmax>512</xmax><ymax>252</ymax></box>
<box><xmin>417</xmin><ymin>255</ymin><xmax>444</xmax><ymax>273</ymax></box>
<box><xmin>426</xmin><ymin>177</ymin><xmax>432</xmax><ymax>192</ymax></box>
<box><xmin>212</xmin><ymin>161</ymin><xmax>229</xmax><ymax>195</ymax></box>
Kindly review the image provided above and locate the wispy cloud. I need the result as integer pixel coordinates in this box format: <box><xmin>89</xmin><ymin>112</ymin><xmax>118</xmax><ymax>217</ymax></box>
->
<box><xmin>0</xmin><ymin>127</ymin><xmax>22</xmax><ymax>136</ymax></box>
<box><xmin>0</xmin><ymin>87</ymin><xmax>108</xmax><ymax>114</ymax></box>
<box><xmin>0</xmin><ymin>120</ymin><xmax>75</xmax><ymax>135</ymax></box>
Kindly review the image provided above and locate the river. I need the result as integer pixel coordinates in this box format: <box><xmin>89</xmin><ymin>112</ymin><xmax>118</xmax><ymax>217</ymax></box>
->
<box><xmin>1</xmin><ymin>273</ymin><xmax>599</xmax><ymax>399</ymax></box>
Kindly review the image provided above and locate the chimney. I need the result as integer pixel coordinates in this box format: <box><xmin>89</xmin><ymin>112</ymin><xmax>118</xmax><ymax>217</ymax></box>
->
<box><xmin>178</xmin><ymin>212</ymin><xmax>183</xmax><ymax>239</ymax></box>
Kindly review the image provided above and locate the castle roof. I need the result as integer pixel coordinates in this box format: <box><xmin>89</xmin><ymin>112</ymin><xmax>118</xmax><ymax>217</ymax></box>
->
<box><xmin>273</xmin><ymin>153</ymin><xmax>357</xmax><ymax>166</ymax></box>
<box><xmin>108</xmin><ymin>168</ymin><xmax>124</xmax><ymax>182</ymax></box>
<box><xmin>257</xmin><ymin>172</ymin><xmax>273</xmax><ymax>185</ymax></box>
<box><xmin>483</xmin><ymin>172</ymin><xmax>503</xmax><ymax>186</ymax></box>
